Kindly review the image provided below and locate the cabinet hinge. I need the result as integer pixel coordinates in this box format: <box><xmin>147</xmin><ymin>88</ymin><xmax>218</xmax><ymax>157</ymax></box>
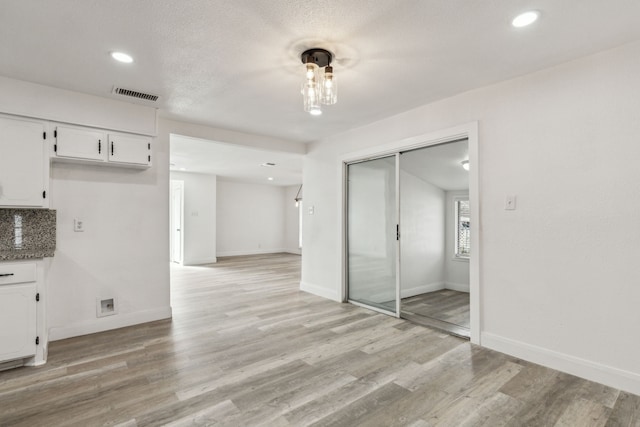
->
<box><xmin>35</xmin><ymin>337</ymin><xmax>40</xmax><ymax>345</ymax></box>
<box><xmin>54</xmin><ymin>144</ymin><xmax>57</xmax><ymax>152</ymax></box>
<box><xmin>43</xmin><ymin>132</ymin><xmax>46</xmax><ymax>140</ymax></box>
<box><xmin>396</xmin><ymin>224</ymin><xmax>400</xmax><ymax>241</ymax></box>
<box><xmin>43</xmin><ymin>190</ymin><xmax>46</xmax><ymax>199</ymax></box>
<box><xmin>148</xmin><ymin>155</ymin><xmax>151</xmax><ymax>162</ymax></box>
<box><xmin>54</xmin><ymin>129</ymin><xmax>57</xmax><ymax>138</ymax></box>
<box><xmin>36</xmin><ymin>293</ymin><xmax>40</xmax><ymax>302</ymax></box>
<box><xmin>148</xmin><ymin>143</ymin><xmax>151</xmax><ymax>150</ymax></box>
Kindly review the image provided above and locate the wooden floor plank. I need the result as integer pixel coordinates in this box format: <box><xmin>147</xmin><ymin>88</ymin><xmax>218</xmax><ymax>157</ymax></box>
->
<box><xmin>0</xmin><ymin>253</ymin><xmax>637</xmax><ymax>426</ymax></box>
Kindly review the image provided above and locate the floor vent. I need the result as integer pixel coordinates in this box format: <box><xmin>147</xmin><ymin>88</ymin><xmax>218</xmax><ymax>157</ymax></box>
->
<box><xmin>112</xmin><ymin>86</ymin><xmax>159</xmax><ymax>102</ymax></box>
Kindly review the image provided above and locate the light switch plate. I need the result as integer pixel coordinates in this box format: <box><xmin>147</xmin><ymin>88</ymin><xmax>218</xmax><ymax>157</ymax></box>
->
<box><xmin>505</xmin><ymin>195</ymin><xmax>516</xmax><ymax>210</ymax></box>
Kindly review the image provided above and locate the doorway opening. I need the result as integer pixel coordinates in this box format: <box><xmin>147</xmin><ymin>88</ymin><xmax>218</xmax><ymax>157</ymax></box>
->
<box><xmin>398</xmin><ymin>140</ymin><xmax>470</xmax><ymax>338</ymax></box>
<box><xmin>170</xmin><ymin>180</ymin><xmax>184</xmax><ymax>264</ymax></box>
<box><xmin>342</xmin><ymin>123</ymin><xmax>479</xmax><ymax>343</ymax></box>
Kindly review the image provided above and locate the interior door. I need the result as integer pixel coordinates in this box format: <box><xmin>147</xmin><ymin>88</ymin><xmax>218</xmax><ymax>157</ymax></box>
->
<box><xmin>346</xmin><ymin>155</ymin><xmax>399</xmax><ymax>316</ymax></box>
<box><xmin>171</xmin><ymin>181</ymin><xmax>183</xmax><ymax>263</ymax></box>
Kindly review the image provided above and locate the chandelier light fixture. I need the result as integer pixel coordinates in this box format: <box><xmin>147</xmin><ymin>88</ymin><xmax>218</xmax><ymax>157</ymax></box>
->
<box><xmin>300</xmin><ymin>48</ymin><xmax>337</xmax><ymax>116</ymax></box>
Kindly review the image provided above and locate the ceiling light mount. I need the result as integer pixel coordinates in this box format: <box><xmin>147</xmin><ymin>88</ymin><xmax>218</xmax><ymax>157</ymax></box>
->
<box><xmin>301</xmin><ymin>48</ymin><xmax>333</xmax><ymax>68</ymax></box>
<box><xmin>300</xmin><ymin>48</ymin><xmax>337</xmax><ymax>115</ymax></box>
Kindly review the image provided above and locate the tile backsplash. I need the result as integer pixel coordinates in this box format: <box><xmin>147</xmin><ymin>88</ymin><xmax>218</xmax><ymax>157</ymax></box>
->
<box><xmin>0</xmin><ymin>209</ymin><xmax>56</xmax><ymax>259</ymax></box>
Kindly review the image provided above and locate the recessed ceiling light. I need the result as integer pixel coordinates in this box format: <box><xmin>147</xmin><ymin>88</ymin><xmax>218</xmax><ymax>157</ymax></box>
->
<box><xmin>267</xmin><ymin>177</ymin><xmax>274</xmax><ymax>181</ymax></box>
<box><xmin>111</xmin><ymin>51</ymin><xmax>134</xmax><ymax>63</ymax></box>
<box><xmin>512</xmin><ymin>11</ymin><xmax>539</xmax><ymax>28</ymax></box>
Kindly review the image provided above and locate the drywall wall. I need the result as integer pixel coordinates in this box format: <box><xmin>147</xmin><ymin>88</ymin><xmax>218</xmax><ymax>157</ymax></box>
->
<box><xmin>444</xmin><ymin>191</ymin><xmax>470</xmax><ymax>291</ymax></box>
<box><xmin>0</xmin><ymin>76</ymin><xmax>170</xmax><ymax>342</ymax></box>
<box><xmin>170</xmin><ymin>172</ymin><xmax>217</xmax><ymax>265</ymax></box>
<box><xmin>0</xmin><ymin>76</ymin><xmax>156</xmax><ymax>136</ymax></box>
<box><xmin>400</xmin><ymin>169</ymin><xmax>446</xmax><ymax>298</ymax></box>
<box><xmin>302</xmin><ymin>40</ymin><xmax>640</xmax><ymax>394</ymax></box>
<box><xmin>284</xmin><ymin>185</ymin><xmax>302</xmax><ymax>254</ymax></box>
<box><xmin>216</xmin><ymin>180</ymin><xmax>286</xmax><ymax>256</ymax></box>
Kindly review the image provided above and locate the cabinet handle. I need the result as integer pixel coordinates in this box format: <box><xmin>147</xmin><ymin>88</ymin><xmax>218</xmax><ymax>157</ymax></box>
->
<box><xmin>0</xmin><ymin>273</ymin><xmax>15</xmax><ymax>277</ymax></box>
<box><xmin>111</xmin><ymin>141</ymin><xmax>114</xmax><ymax>156</ymax></box>
<box><xmin>98</xmin><ymin>140</ymin><xmax>102</xmax><ymax>154</ymax></box>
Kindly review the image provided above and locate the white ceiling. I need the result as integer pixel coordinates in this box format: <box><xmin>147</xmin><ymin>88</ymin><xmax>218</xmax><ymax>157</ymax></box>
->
<box><xmin>2</xmin><ymin>1</ymin><xmax>640</xmax><ymax>144</ymax></box>
<box><xmin>170</xmin><ymin>135</ymin><xmax>303</xmax><ymax>186</ymax></box>
<box><xmin>401</xmin><ymin>139</ymin><xmax>469</xmax><ymax>191</ymax></box>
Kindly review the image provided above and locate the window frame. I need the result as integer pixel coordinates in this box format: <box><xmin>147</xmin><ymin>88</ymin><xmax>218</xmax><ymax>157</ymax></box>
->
<box><xmin>453</xmin><ymin>196</ymin><xmax>470</xmax><ymax>261</ymax></box>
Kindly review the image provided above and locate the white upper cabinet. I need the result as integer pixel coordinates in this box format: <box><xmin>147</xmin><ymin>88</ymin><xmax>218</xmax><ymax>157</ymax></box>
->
<box><xmin>0</xmin><ymin>115</ymin><xmax>48</xmax><ymax>208</ymax></box>
<box><xmin>108</xmin><ymin>133</ymin><xmax>151</xmax><ymax>167</ymax></box>
<box><xmin>53</xmin><ymin>125</ymin><xmax>152</xmax><ymax>168</ymax></box>
<box><xmin>54</xmin><ymin>126</ymin><xmax>107</xmax><ymax>162</ymax></box>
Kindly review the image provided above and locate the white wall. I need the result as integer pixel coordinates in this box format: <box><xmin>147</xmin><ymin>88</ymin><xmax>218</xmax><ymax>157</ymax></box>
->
<box><xmin>400</xmin><ymin>170</ymin><xmax>446</xmax><ymax>297</ymax></box>
<box><xmin>216</xmin><ymin>180</ymin><xmax>286</xmax><ymax>256</ymax></box>
<box><xmin>170</xmin><ymin>172</ymin><xmax>217</xmax><ymax>265</ymax></box>
<box><xmin>284</xmin><ymin>185</ymin><xmax>302</xmax><ymax>255</ymax></box>
<box><xmin>0</xmin><ymin>77</ymin><xmax>171</xmax><ymax>342</ymax></box>
<box><xmin>444</xmin><ymin>191</ymin><xmax>470</xmax><ymax>292</ymax></box>
<box><xmin>302</xmin><ymin>40</ymin><xmax>640</xmax><ymax>394</ymax></box>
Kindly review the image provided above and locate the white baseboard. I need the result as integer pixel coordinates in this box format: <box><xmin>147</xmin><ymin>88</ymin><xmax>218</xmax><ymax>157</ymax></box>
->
<box><xmin>217</xmin><ymin>248</ymin><xmax>287</xmax><ymax>257</ymax></box>
<box><xmin>445</xmin><ymin>282</ymin><xmax>470</xmax><ymax>292</ymax></box>
<box><xmin>481</xmin><ymin>332</ymin><xmax>640</xmax><ymax>396</ymax></box>
<box><xmin>401</xmin><ymin>282</ymin><xmax>445</xmax><ymax>298</ymax></box>
<box><xmin>300</xmin><ymin>281</ymin><xmax>341</xmax><ymax>302</ymax></box>
<box><xmin>184</xmin><ymin>257</ymin><xmax>217</xmax><ymax>265</ymax></box>
<box><xmin>49</xmin><ymin>306</ymin><xmax>173</xmax><ymax>341</ymax></box>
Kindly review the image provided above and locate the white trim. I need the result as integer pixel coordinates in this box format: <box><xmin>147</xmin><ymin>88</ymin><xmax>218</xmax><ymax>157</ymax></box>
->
<box><xmin>338</xmin><ymin>121</ymin><xmax>481</xmax><ymax>344</ymax></box>
<box><xmin>401</xmin><ymin>282</ymin><xmax>446</xmax><ymax>298</ymax></box>
<box><xmin>300</xmin><ymin>281</ymin><xmax>341</xmax><ymax>302</ymax></box>
<box><xmin>445</xmin><ymin>282</ymin><xmax>470</xmax><ymax>292</ymax></box>
<box><xmin>183</xmin><ymin>257</ymin><xmax>217</xmax><ymax>265</ymax></box>
<box><xmin>48</xmin><ymin>307</ymin><xmax>172</xmax><ymax>341</ymax></box>
<box><xmin>348</xmin><ymin>299</ymin><xmax>395</xmax><ymax>316</ymax></box>
<box><xmin>482</xmin><ymin>332</ymin><xmax>640</xmax><ymax>396</ymax></box>
<box><xmin>216</xmin><ymin>248</ymin><xmax>288</xmax><ymax>257</ymax></box>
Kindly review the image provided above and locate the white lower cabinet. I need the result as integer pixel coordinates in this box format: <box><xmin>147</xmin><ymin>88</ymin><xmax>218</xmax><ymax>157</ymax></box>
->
<box><xmin>0</xmin><ymin>262</ymin><xmax>38</xmax><ymax>364</ymax></box>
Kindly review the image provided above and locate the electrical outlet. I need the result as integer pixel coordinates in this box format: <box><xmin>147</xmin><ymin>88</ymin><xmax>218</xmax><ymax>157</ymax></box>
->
<box><xmin>74</xmin><ymin>218</ymin><xmax>84</xmax><ymax>232</ymax></box>
<box><xmin>96</xmin><ymin>298</ymin><xmax>117</xmax><ymax>317</ymax></box>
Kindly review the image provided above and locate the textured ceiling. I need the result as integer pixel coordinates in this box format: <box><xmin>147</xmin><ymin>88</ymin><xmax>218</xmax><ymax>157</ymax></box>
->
<box><xmin>171</xmin><ymin>135</ymin><xmax>303</xmax><ymax>186</ymax></box>
<box><xmin>2</xmin><ymin>1</ymin><xmax>640</xmax><ymax>144</ymax></box>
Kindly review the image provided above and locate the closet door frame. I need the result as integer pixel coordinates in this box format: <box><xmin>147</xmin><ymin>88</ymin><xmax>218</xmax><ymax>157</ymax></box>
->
<box><xmin>339</xmin><ymin>122</ymin><xmax>480</xmax><ymax>344</ymax></box>
<box><xmin>344</xmin><ymin>153</ymin><xmax>401</xmax><ymax>318</ymax></box>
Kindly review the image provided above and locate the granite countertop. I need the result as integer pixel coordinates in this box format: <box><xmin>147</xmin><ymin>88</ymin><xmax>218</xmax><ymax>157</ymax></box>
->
<box><xmin>0</xmin><ymin>209</ymin><xmax>56</xmax><ymax>261</ymax></box>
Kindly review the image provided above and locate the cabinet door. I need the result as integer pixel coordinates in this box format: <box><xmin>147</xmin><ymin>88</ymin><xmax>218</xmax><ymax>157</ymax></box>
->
<box><xmin>108</xmin><ymin>133</ymin><xmax>151</xmax><ymax>166</ymax></box>
<box><xmin>0</xmin><ymin>116</ymin><xmax>47</xmax><ymax>207</ymax></box>
<box><xmin>0</xmin><ymin>283</ymin><xmax>37</xmax><ymax>362</ymax></box>
<box><xmin>55</xmin><ymin>126</ymin><xmax>107</xmax><ymax>162</ymax></box>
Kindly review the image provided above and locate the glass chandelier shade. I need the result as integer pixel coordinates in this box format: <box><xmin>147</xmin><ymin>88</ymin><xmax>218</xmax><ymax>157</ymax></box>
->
<box><xmin>300</xmin><ymin>48</ymin><xmax>337</xmax><ymax>115</ymax></box>
<box><xmin>302</xmin><ymin>63</ymin><xmax>321</xmax><ymax>115</ymax></box>
<box><xmin>320</xmin><ymin>66</ymin><xmax>337</xmax><ymax>105</ymax></box>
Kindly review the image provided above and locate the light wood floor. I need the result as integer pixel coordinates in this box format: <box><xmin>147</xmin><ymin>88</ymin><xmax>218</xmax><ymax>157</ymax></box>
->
<box><xmin>1</xmin><ymin>253</ymin><xmax>639</xmax><ymax>426</ymax></box>
<box><xmin>402</xmin><ymin>289</ymin><xmax>470</xmax><ymax>328</ymax></box>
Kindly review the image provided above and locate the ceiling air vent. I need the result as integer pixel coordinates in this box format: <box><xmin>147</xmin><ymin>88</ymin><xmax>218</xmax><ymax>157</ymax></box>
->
<box><xmin>112</xmin><ymin>86</ymin><xmax>159</xmax><ymax>102</ymax></box>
